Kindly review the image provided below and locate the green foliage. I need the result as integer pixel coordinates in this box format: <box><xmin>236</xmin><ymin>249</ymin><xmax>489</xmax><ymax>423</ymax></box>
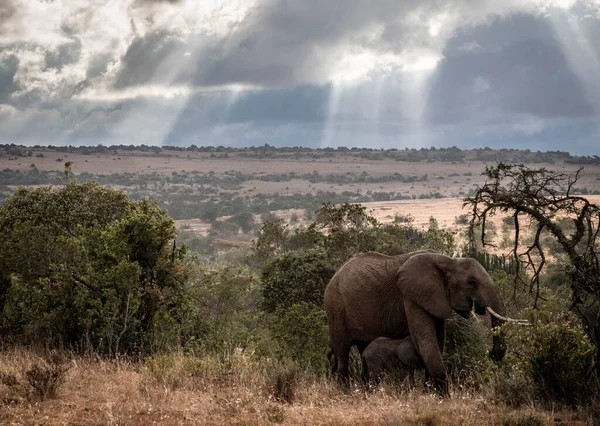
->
<box><xmin>186</xmin><ymin>266</ymin><xmax>258</xmax><ymax>356</ymax></box>
<box><xmin>504</xmin><ymin>314</ymin><xmax>596</xmax><ymax>406</ymax></box>
<box><xmin>254</xmin><ymin>202</ymin><xmax>454</xmax><ymax>266</ymax></box>
<box><xmin>0</xmin><ymin>181</ymin><xmax>189</xmax><ymax>355</ymax></box>
<box><xmin>259</xmin><ymin>250</ymin><xmax>335</xmax><ymax>313</ymax></box>
<box><xmin>252</xmin><ymin>218</ymin><xmax>290</xmax><ymax>261</ymax></box>
<box><xmin>313</xmin><ymin>202</ymin><xmax>380</xmax><ymax>263</ymax></box>
<box><xmin>493</xmin><ymin>367</ymin><xmax>534</xmax><ymax>408</ymax></box>
<box><xmin>444</xmin><ymin>314</ymin><xmax>495</xmax><ymax>389</ymax></box>
<box><xmin>455</xmin><ymin>214</ymin><xmax>470</xmax><ymax>225</ymax></box>
<box><xmin>227</xmin><ymin>211</ymin><xmax>256</xmax><ymax>233</ymax></box>
<box><xmin>264</xmin><ymin>303</ymin><xmax>330</xmax><ymax>373</ymax></box>
<box><xmin>200</xmin><ymin>206</ymin><xmax>219</xmax><ymax>223</ymax></box>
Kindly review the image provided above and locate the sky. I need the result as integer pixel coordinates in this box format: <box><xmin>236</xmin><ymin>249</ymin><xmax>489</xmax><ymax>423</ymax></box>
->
<box><xmin>1</xmin><ymin>0</ymin><xmax>600</xmax><ymax>154</ymax></box>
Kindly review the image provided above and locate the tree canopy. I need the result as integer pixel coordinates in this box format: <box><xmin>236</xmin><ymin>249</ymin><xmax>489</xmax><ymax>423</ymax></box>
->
<box><xmin>465</xmin><ymin>163</ymin><xmax>600</xmax><ymax>370</ymax></box>
<box><xmin>0</xmin><ymin>181</ymin><xmax>189</xmax><ymax>355</ymax></box>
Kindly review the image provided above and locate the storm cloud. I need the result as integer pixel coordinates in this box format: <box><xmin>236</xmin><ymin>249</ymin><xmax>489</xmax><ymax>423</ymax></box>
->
<box><xmin>0</xmin><ymin>0</ymin><xmax>599</xmax><ymax>153</ymax></box>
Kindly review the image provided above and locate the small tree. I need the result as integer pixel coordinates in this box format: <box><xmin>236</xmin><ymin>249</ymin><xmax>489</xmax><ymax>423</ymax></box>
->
<box><xmin>252</xmin><ymin>218</ymin><xmax>290</xmax><ymax>260</ymax></box>
<box><xmin>465</xmin><ymin>163</ymin><xmax>600</xmax><ymax>373</ymax></box>
<box><xmin>0</xmin><ymin>181</ymin><xmax>190</xmax><ymax>355</ymax></box>
<box><xmin>228</xmin><ymin>211</ymin><xmax>256</xmax><ymax>234</ymax></box>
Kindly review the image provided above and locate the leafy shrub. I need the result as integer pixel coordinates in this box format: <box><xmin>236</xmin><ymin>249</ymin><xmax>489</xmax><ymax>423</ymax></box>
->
<box><xmin>188</xmin><ymin>266</ymin><xmax>258</xmax><ymax>356</ymax></box>
<box><xmin>454</xmin><ymin>214</ymin><xmax>470</xmax><ymax>225</ymax></box>
<box><xmin>0</xmin><ymin>181</ymin><xmax>190</xmax><ymax>355</ymax></box>
<box><xmin>444</xmin><ymin>314</ymin><xmax>494</xmax><ymax>389</ymax></box>
<box><xmin>259</xmin><ymin>251</ymin><xmax>335</xmax><ymax>313</ymax></box>
<box><xmin>493</xmin><ymin>370</ymin><xmax>533</xmax><ymax>408</ymax></box>
<box><xmin>505</xmin><ymin>314</ymin><xmax>596</xmax><ymax>406</ymax></box>
<box><xmin>227</xmin><ymin>211</ymin><xmax>256</xmax><ymax>233</ymax></box>
<box><xmin>527</xmin><ymin>320</ymin><xmax>595</xmax><ymax>405</ymax></box>
<box><xmin>261</xmin><ymin>303</ymin><xmax>330</xmax><ymax>373</ymax></box>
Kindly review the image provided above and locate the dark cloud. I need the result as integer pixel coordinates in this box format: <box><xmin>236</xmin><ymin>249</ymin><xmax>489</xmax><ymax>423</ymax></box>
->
<box><xmin>86</xmin><ymin>53</ymin><xmax>115</xmax><ymax>79</ymax></box>
<box><xmin>0</xmin><ymin>0</ymin><xmax>16</xmax><ymax>35</ymax></box>
<box><xmin>426</xmin><ymin>13</ymin><xmax>595</xmax><ymax>123</ymax></box>
<box><xmin>0</xmin><ymin>53</ymin><xmax>18</xmax><ymax>103</ymax></box>
<box><xmin>161</xmin><ymin>84</ymin><xmax>330</xmax><ymax>145</ymax></box>
<box><xmin>44</xmin><ymin>38</ymin><xmax>82</xmax><ymax>71</ymax></box>
<box><xmin>112</xmin><ymin>1</ymin><xmax>430</xmax><ymax>89</ymax></box>
<box><xmin>113</xmin><ymin>32</ymin><xmax>197</xmax><ymax>88</ymax></box>
<box><xmin>227</xmin><ymin>85</ymin><xmax>329</xmax><ymax>122</ymax></box>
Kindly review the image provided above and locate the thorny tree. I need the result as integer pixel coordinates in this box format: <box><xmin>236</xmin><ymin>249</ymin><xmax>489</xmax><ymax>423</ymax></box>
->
<box><xmin>465</xmin><ymin>163</ymin><xmax>600</xmax><ymax>372</ymax></box>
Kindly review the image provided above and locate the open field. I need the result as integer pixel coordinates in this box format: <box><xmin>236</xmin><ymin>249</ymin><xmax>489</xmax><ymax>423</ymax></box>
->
<box><xmin>0</xmin><ymin>349</ymin><xmax>592</xmax><ymax>426</ymax></box>
<box><xmin>4</xmin><ymin>145</ymin><xmax>600</xmax><ymax>254</ymax></box>
<box><xmin>3</xmin><ymin>146</ymin><xmax>600</xmax><ymax>201</ymax></box>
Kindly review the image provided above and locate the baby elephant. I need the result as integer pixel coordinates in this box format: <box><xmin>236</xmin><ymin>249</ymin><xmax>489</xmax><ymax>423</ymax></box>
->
<box><xmin>362</xmin><ymin>337</ymin><xmax>425</xmax><ymax>387</ymax></box>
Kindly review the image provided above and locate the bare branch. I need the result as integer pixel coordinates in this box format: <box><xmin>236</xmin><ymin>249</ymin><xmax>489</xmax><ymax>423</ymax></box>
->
<box><xmin>71</xmin><ymin>273</ymin><xmax>101</xmax><ymax>294</ymax></box>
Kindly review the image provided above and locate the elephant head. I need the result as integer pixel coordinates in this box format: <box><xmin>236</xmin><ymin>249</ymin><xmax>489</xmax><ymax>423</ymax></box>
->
<box><xmin>397</xmin><ymin>253</ymin><xmax>507</xmax><ymax>361</ymax></box>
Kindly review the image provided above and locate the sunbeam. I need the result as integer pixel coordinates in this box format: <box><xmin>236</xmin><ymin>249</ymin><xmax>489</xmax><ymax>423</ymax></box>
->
<box><xmin>320</xmin><ymin>79</ymin><xmax>343</xmax><ymax>148</ymax></box>
<box><xmin>547</xmin><ymin>9</ymin><xmax>600</xmax><ymax>122</ymax></box>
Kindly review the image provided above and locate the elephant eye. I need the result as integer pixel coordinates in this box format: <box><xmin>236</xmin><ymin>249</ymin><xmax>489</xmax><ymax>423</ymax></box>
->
<box><xmin>467</xmin><ymin>279</ymin><xmax>477</xmax><ymax>287</ymax></box>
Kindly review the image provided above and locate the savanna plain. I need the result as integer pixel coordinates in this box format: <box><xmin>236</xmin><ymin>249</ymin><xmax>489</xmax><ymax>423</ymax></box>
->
<box><xmin>1</xmin><ymin>144</ymin><xmax>600</xmax><ymax>425</ymax></box>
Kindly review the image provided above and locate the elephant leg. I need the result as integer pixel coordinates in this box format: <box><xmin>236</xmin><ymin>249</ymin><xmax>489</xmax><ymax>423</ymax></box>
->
<box><xmin>336</xmin><ymin>346</ymin><xmax>351</xmax><ymax>387</ymax></box>
<box><xmin>355</xmin><ymin>341</ymin><xmax>370</xmax><ymax>385</ymax></box>
<box><xmin>326</xmin><ymin>310</ymin><xmax>351</xmax><ymax>387</ymax></box>
<box><xmin>436</xmin><ymin>317</ymin><xmax>446</xmax><ymax>354</ymax></box>
<box><xmin>331</xmin><ymin>339</ymin><xmax>351</xmax><ymax>387</ymax></box>
<box><xmin>404</xmin><ymin>300</ymin><xmax>449</xmax><ymax>396</ymax></box>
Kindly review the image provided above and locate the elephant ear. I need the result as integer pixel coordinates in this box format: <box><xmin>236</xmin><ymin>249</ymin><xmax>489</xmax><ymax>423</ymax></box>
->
<box><xmin>397</xmin><ymin>253</ymin><xmax>453</xmax><ymax>319</ymax></box>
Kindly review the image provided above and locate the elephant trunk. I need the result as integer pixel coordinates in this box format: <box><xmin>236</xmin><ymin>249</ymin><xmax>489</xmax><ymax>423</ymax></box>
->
<box><xmin>479</xmin><ymin>283</ymin><xmax>507</xmax><ymax>362</ymax></box>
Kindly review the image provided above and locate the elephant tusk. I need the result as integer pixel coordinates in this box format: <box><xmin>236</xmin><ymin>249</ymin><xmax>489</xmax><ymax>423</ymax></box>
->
<box><xmin>486</xmin><ymin>306</ymin><xmax>530</xmax><ymax>325</ymax></box>
<box><xmin>470</xmin><ymin>311</ymin><xmax>482</xmax><ymax>323</ymax></box>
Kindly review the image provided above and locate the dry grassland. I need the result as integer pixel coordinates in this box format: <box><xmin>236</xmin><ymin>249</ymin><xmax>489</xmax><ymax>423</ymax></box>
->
<box><xmin>6</xmin><ymin>147</ymin><xmax>600</xmax><ymax>200</ymax></box>
<box><xmin>0</xmin><ymin>349</ymin><xmax>592</xmax><ymax>425</ymax></box>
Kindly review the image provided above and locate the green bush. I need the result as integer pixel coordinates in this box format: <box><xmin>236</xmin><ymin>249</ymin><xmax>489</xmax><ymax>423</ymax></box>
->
<box><xmin>0</xmin><ymin>181</ymin><xmax>190</xmax><ymax>355</ymax></box>
<box><xmin>444</xmin><ymin>314</ymin><xmax>495</xmax><ymax>389</ymax></box>
<box><xmin>505</xmin><ymin>314</ymin><xmax>596</xmax><ymax>406</ymax></box>
<box><xmin>262</xmin><ymin>303</ymin><xmax>330</xmax><ymax>373</ymax></box>
<box><xmin>259</xmin><ymin>250</ymin><xmax>335</xmax><ymax>313</ymax></box>
<box><xmin>493</xmin><ymin>368</ymin><xmax>534</xmax><ymax>408</ymax></box>
<box><xmin>187</xmin><ymin>266</ymin><xmax>258</xmax><ymax>356</ymax></box>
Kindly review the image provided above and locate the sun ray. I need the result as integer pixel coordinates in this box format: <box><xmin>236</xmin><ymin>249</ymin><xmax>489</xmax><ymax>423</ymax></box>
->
<box><xmin>320</xmin><ymin>79</ymin><xmax>343</xmax><ymax>148</ymax></box>
<box><xmin>546</xmin><ymin>9</ymin><xmax>600</xmax><ymax>132</ymax></box>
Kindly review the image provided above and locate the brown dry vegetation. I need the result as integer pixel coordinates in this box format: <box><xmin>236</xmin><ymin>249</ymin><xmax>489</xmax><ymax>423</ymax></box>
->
<box><xmin>4</xmin><ymin>146</ymin><xmax>600</xmax><ymax>201</ymax></box>
<box><xmin>0</xmin><ymin>349</ymin><xmax>591</xmax><ymax>426</ymax></box>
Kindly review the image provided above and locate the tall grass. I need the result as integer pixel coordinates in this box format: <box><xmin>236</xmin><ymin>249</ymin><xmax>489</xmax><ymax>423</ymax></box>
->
<box><xmin>0</xmin><ymin>348</ymin><xmax>592</xmax><ymax>425</ymax></box>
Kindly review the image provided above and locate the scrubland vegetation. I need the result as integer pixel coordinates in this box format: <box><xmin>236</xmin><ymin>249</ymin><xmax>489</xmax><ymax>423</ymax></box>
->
<box><xmin>1</xmin><ymin>149</ymin><xmax>600</xmax><ymax>424</ymax></box>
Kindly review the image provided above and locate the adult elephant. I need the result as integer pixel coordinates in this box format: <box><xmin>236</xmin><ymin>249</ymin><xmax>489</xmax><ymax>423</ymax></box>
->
<box><xmin>324</xmin><ymin>250</ymin><xmax>507</xmax><ymax>395</ymax></box>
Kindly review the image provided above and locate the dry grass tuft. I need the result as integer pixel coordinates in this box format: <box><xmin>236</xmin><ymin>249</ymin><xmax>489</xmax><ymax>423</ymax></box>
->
<box><xmin>0</xmin><ymin>349</ymin><xmax>70</xmax><ymax>403</ymax></box>
<box><xmin>269</xmin><ymin>365</ymin><xmax>298</xmax><ymax>404</ymax></box>
<box><xmin>0</xmin><ymin>348</ymin><xmax>595</xmax><ymax>425</ymax></box>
